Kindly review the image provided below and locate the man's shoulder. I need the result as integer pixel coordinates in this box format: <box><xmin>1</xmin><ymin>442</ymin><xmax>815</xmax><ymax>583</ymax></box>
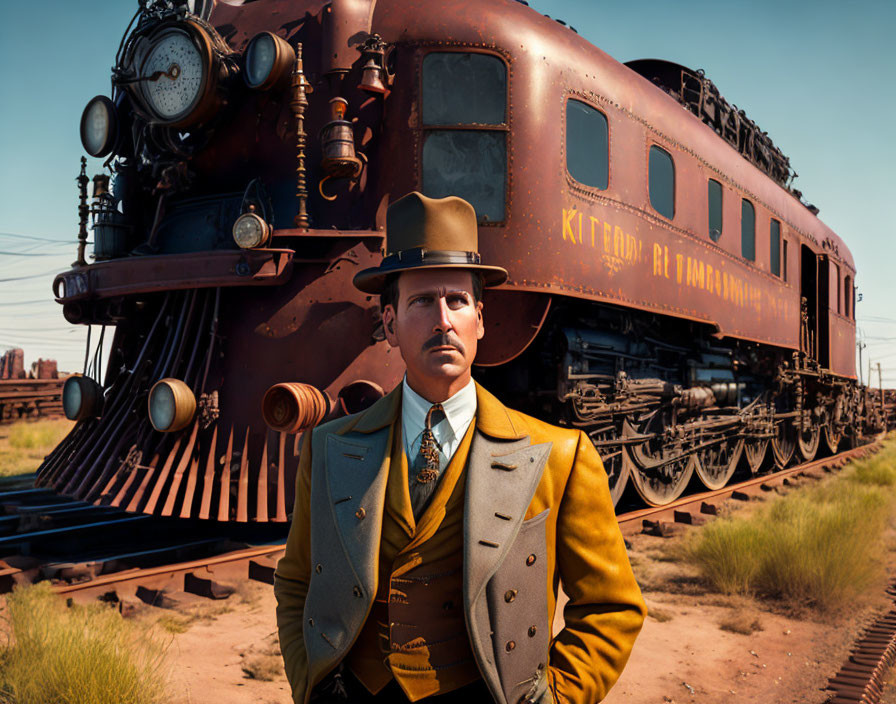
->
<box><xmin>477</xmin><ymin>381</ymin><xmax>582</xmax><ymax>448</ymax></box>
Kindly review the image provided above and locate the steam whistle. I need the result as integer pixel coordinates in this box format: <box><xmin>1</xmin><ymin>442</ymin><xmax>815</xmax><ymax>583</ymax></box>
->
<box><xmin>318</xmin><ymin>97</ymin><xmax>366</xmax><ymax>202</ymax></box>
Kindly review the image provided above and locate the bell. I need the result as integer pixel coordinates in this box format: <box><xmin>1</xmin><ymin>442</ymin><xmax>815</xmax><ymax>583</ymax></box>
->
<box><xmin>359</xmin><ymin>56</ymin><xmax>386</xmax><ymax>94</ymax></box>
<box><xmin>320</xmin><ymin>97</ymin><xmax>363</xmax><ymax>180</ymax></box>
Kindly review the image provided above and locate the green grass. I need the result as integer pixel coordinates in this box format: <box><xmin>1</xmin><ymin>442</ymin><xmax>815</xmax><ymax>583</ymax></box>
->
<box><xmin>0</xmin><ymin>583</ymin><xmax>170</xmax><ymax>704</ymax></box>
<box><xmin>687</xmin><ymin>435</ymin><xmax>896</xmax><ymax>612</ymax></box>
<box><xmin>0</xmin><ymin>419</ymin><xmax>73</xmax><ymax>477</ymax></box>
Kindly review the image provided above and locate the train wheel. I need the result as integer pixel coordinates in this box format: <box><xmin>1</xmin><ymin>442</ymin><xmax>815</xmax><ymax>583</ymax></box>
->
<box><xmin>589</xmin><ymin>428</ymin><xmax>631</xmax><ymax>507</ymax></box>
<box><xmin>628</xmin><ymin>416</ymin><xmax>695</xmax><ymax>506</ymax></box>
<box><xmin>797</xmin><ymin>425</ymin><xmax>820</xmax><ymax>461</ymax></box>
<box><xmin>772</xmin><ymin>421</ymin><xmax>796</xmax><ymax>468</ymax></box>
<box><xmin>744</xmin><ymin>438</ymin><xmax>769</xmax><ymax>473</ymax></box>
<box><xmin>694</xmin><ymin>437</ymin><xmax>744</xmax><ymax>490</ymax></box>
<box><xmin>823</xmin><ymin>424</ymin><xmax>841</xmax><ymax>454</ymax></box>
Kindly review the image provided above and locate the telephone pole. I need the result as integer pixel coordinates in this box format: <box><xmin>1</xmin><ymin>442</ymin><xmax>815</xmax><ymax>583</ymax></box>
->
<box><xmin>858</xmin><ymin>341</ymin><xmax>866</xmax><ymax>385</ymax></box>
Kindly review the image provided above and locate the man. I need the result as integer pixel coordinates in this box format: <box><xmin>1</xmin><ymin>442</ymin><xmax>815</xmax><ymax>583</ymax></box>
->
<box><xmin>274</xmin><ymin>192</ymin><xmax>645</xmax><ymax>704</ymax></box>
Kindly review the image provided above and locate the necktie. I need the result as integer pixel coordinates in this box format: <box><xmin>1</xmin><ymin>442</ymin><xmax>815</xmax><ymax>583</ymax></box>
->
<box><xmin>416</xmin><ymin>403</ymin><xmax>445</xmax><ymax>483</ymax></box>
<box><xmin>409</xmin><ymin>403</ymin><xmax>445</xmax><ymax>520</ymax></box>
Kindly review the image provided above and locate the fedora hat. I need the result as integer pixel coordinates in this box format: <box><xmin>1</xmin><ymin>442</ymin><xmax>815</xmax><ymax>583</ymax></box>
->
<box><xmin>352</xmin><ymin>191</ymin><xmax>508</xmax><ymax>294</ymax></box>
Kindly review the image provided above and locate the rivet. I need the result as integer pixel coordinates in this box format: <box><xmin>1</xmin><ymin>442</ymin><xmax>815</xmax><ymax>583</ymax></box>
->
<box><xmin>355</xmin><ymin>507</ymin><xmax>366</xmax><ymax>519</ymax></box>
<box><xmin>308</xmin><ymin>617</ymin><xmax>314</xmax><ymax>626</ymax></box>
<box><xmin>352</xmin><ymin>585</ymin><xmax>363</xmax><ymax>598</ymax></box>
<box><xmin>504</xmin><ymin>589</ymin><xmax>517</xmax><ymax>603</ymax></box>
<box><xmin>505</xmin><ymin>640</ymin><xmax>516</xmax><ymax>652</ymax></box>
<box><xmin>526</xmin><ymin>554</ymin><xmax>536</xmax><ymax>566</ymax></box>
<box><xmin>315</xmin><ymin>563</ymin><xmax>322</xmax><ymax>573</ymax></box>
<box><xmin>528</xmin><ymin>626</ymin><xmax>537</xmax><ymax>637</ymax></box>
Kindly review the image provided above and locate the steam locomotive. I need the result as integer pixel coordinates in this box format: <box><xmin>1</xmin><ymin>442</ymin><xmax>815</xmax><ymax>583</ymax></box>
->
<box><xmin>41</xmin><ymin>0</ymin><xmax>883</xmax><ymax>517</ymax></box>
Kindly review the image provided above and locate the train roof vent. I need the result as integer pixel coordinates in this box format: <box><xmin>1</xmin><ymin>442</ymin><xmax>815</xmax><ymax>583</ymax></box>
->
<box><xmin>625</xmin><ymin>58</ymin><xmax>797</xmax><ymax>193</ymax></box>
<box><xmin>541</xmin><ymin>13</ymin><xmax>578</xmax><ymax>34</ymax></box>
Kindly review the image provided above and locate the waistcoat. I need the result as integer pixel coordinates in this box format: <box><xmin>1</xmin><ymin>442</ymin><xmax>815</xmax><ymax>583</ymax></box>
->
<box><xmin>345</xmin><ymin>418</ymin><xmax>480</xmax><ymax>701</ymax></box>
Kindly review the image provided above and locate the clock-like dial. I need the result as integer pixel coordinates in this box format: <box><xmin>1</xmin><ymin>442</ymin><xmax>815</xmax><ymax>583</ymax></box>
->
<box><xmin>141</xmin><ymin>30</ymin><xmax>205</xmax><ymax>120</ymax></box>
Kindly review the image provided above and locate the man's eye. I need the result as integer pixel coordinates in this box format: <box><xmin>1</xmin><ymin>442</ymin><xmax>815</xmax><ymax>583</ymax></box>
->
<box><xmin>410</xmin><ymin>296</ymin><xmax>432</xmax><ymax>306</ymax></box>
<box><xmin>448</xmin><ymin>295</ymin><xmax>470</xmax><ymax>308</ymax></box>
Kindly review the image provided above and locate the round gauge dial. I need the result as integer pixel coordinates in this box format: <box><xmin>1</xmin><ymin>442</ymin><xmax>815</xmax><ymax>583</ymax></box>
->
<box><xmin>141</xmin><ymin>30</ymin><xmax>205</xmax><ymax>120</ymax></box>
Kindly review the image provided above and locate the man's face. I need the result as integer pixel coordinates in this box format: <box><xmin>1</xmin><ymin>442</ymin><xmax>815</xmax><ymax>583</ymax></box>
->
<box><xmin>382</xmin><ymin>269</ymin><xmax>484</xmax><ymax>393</ymax></box>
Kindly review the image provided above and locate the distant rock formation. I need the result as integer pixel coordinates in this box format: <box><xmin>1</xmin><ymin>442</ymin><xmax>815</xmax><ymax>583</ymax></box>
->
<box><xmin>0</xmin><ymin>349</ymin><xmax>59</xmax><ymax>380</ymax></box>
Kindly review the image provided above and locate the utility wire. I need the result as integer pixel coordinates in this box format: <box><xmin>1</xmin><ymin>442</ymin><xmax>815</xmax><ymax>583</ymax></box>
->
<box><xmin>0</xmin><ymin>232</ymin><xmax>76</xmax><ymax>244</ymax></box>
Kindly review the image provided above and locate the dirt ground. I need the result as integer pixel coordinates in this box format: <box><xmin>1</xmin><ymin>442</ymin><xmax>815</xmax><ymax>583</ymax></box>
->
<box><xmin>142</xmin><ymin>520</ymin><xmax>892</xmax><ymax>704</ymax></box>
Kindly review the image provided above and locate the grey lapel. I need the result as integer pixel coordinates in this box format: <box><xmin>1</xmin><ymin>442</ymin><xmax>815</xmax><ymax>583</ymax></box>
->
<box><xmin>462</xmin><ymin>430</ymin><xmax>552</xmax><ymax>704</ymax></box>
<box><xmin>323</xmin><ymin>427</ymin><xmax>392</xmax><ymax>601</ymax></box>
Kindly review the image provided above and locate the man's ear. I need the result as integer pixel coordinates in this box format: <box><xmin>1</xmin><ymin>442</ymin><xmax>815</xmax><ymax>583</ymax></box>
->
<box><xmin>382</xmin><ymin>305</ymin><xmax>400</xmax><ymax>348</ymax></box>
<box><xmin>475</xmin><ymin>300</ymin><xmax>485</xmax><ymax>340</ymax></box>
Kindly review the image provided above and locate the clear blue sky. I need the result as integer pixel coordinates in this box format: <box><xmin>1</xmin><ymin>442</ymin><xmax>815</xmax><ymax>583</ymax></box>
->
<box><xmin>1</xmin><ymin>0</ymin><xmax>894</xmax><ymax>382</ymax></box>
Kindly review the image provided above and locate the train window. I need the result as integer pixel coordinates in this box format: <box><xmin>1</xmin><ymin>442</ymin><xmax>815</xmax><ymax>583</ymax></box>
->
<box><xmin>566</xmin><ymin>100</ymin><xmax>608</xmax><ymax>189</ymax></box>
<box><xmin>708</xmin><ymin>179</ymin><xmax>723</xmax><ymax>241</ymax></box>
<box><xmin>845</xmin><ymin>275</ymin><xmax>852</xmax><ymax>317</ymax></box>
<box><xmin>422</xmin><ymin>131</ymin><xmax>506</xmax><ymax>222</ymax></box>
<box><xmin>741</xmin><ymin>199</ymin><xmax>755</xmax><ymax>261</ymax></box>
<box><xmin>770</xmin><ymin>219</ymin><xmax>781</xmax><ymax>276</ymax></box>
<box><xmin>422</xmin><ymin>52</ymin><xmax>507</xmax><ymax>221</ymax></box>
<box><xmin>782</xmin><ymin>239</ymin><xmax>788</xmax><ymax>282</ymax></box>
<box><xmin>422</xmin><ymin>53</ymin><xmax>506</xmax><ymax>125</ymax></box>
<box><xmin>649</xmin><ymin>146</ymin><xmax>675</xmax><ymax>219</ymax></box>
<box><xmin>835</xmin><ymin>264</ymin><xmax>842</xmax><ymax>313</ymax></box>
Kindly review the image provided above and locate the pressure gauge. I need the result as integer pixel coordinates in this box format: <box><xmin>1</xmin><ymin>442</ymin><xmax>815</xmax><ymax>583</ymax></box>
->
<box><xmin>80</xmin><ymin>96</ymin><xmax>118</xmax><ymax>158</ymax></box>
<box><xmin>244</xmin><ymin>31</ymin><xmax>295</xmax><ymax>90</ymax></box>
<box><xmin>140</xmin><ymin>29</ymin><xmax>205</xmax><ymax>121</ymax></box>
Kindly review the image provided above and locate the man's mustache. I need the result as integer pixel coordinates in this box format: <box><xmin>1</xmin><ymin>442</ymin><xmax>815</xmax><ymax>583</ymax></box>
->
<box><xmin>423</xmin><ymin>333</ymin><xmax>465</xmax><ymax>356</ymax></box>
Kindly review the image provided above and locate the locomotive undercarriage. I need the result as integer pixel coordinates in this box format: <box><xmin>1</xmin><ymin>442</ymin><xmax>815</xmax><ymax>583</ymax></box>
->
<box><xmin>475</xmin><ymin>299</ymin><xmax>877</xmax><ymax>507</ymax></box>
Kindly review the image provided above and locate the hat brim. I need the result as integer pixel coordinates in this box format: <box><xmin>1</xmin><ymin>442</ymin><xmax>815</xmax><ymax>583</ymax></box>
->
<box><xmin>353</xmin><ymin>261</ymin><xmax>508</xmax><ymax>294</ymax></box>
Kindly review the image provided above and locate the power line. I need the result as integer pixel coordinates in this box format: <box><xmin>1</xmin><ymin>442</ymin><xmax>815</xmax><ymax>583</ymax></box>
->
<box><xmin>0</xmin><ymin>232</ymin><xmax>75</xmax><ymax>244</ymax></box>
<box><xmin>0</xmin><ymin>269</ymin><xmax>63</xmax><ymax>283</ymax></box>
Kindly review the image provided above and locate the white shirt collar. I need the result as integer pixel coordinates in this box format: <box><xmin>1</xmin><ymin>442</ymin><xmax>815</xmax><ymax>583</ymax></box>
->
<box><xmin>401</xmin><ymin>375</ymin><xmax>477</xmax><ymax>439</ymax></box>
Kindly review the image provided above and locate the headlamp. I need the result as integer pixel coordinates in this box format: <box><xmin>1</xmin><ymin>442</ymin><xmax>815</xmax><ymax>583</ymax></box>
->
<box><xmin>148</xmin><ymin>378</ymin><xmax>196</xmax><ymax>432</ymax></box>
<box><xmin>80</xmin><ymin>96</ymin><xmax>118</xmax><ymax>158</ymax></box>
<box><xmin>62</xmin><ymin>374</ymin><xmax>104</xmax><ymax>421</ymax></box>
<box><xmin>244</xmin><ymin>32</ymin><xmax>295</xmax><ymax>91</ymax></box>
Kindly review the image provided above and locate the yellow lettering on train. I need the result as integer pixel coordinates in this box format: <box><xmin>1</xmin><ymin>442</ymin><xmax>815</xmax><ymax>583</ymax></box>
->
<box><xmin>614</xmin><ymin>226</ymin><xmax>624</xmax><ymax>257</ymax></box>
<box><xmin>676</xmin><ymin>254</ymin><xmax>683</xmax><ymax>284</ymax></box>
<box><xmin>562</xmin><ymin>209</ymin><xmax>577</xmax><ymax>247</ymax></box>
<box><xmin>696</xmin><ymin>260</ymin><xmax>705</xmax><ymax>290</ymax></box>
<box><xmin>604</xmin><ymin>222</ymin><xmax>612</xmax><ymax>253</ymax></box>
<box><xmin>664</xmin><ymin>246</ymin><xmax>670</xmax><ymax>278</ymax></box>
<box><xmin>577</xmin><ymin>211</ymin><xmax>583</xmax><ymax>243</ymax></box>
<box><xmin>589</xmin><ymin>216</ymin><xmax>600</xmax><ymax>248</ymax></box>
<box><xmin>653</xmin><ymin>243</ymin><xmax>663</xmax><ymax>276</ymax></box>
<box><xmin>707</xmin><ymin>264</ymin><xmax>714</xmax><ymax>293</ymax></box>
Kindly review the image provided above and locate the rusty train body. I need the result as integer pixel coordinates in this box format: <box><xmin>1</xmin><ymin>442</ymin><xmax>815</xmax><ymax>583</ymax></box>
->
<box><xmin>40</xmin><ymin>0</ymin><xmax>883</xmax><ymax>518</ymax></box>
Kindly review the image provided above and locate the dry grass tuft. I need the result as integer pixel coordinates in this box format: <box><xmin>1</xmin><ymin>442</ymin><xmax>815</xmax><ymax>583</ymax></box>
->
<box><xmin>0</xmin><ymin>582</ymin><xmax>170</xmax><ymax>704</ymax></box>
<box><xmin>241</xmin><ymin>654</ymin><xmax>283</xmax><ymax>681</ymax></box>
<box><xmin>0</xmin><ymin>419</ymin><xmax>74</xmax><ymax>477</ymax></box>
<box><xmin>648</xmin><ymin>607</ymin><xmax>674</xmax><ymax>623</ymax></box>
<box><xmin>686</xmin><ymin>436</ymin><xmax>896</xmax><ymax>613</ymax></box>
<box><xmin>719</xmin><ymin>610</ymin><xmax>763</xmax><ymax>635</ymax></box>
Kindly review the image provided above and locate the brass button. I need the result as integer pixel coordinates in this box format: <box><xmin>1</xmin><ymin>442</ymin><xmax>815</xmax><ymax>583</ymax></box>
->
<box><xmin>315</xmin><ymin>563</ymin><xmax>322</xmax><ymax>573</ymax></box>
<box><xmin>528</xmin><ymin>626</ymin><xmax>537</xmax><ymax>637</ymax></box>
<box><xmin>355</xmin><ymin>507</ymin><xmax>366</xmax><ymax>519</ymax></box>
<box><xmin>308</xmin><ymin>618</ymin><xmax>314</xmax><ymax>626</ymax></box>
<box><xmin>504</xmin><ymin>589</ymin><xmax>517</xmax><ymax>603</ymax></box>
<box><xmin>505</xmin><ymin>640</ymin><xmax>516</xmax><ymax>652</ymax></box>
<box><xmin>526</xmin><ymin>554</ymin><xmax>536</xmax><ymax>566</ymax></box>
<box><xmin>352</xmin><ymin>585</ymin><xmax>363</xmax><ymax>598</ymax></box>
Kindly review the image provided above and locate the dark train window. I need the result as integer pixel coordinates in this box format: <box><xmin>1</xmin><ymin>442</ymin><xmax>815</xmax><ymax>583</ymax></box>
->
<box><xmin>741</xmin><ymin>199</ymin><xmax>755</xmax><ymax>261</ymax></box>
<box><xmin>708</xmin><ymin>179</ymin><xmax>723</xmax><ymax>241</ymax></box>
<box><xmin>782</xmin><ymin>238</ymin><xmax>788</xmax><ymax>282</ymax></box>
<box><xmin>422</xmin><ymin>52</ymin><xmax>507</xmax><ymax>221</ymax></box>
<box><xmin>835</xmin><ymin>264</ymin><xmax>842</xmax><ymax>313</ymax></box>
<box><xmin>422</xmin><ymin>132</ymin><xmax>506</xmax><ymax>222</ymax></box>
<box><xmin>566</xmin><ymin>99</ymin><xmax>608</xmax><ymax>189</ymax></box>
<box><xmin>845</xmin><ymin>275</ymin><xmax>852</xmax><ymax>317</ymax></box>
<box><xmin>422</xmin><ymin>53</ymin><xmax>506</xmax><ymax>125</ymax></box>
<box><xmin>649</xmin><ymin>146</ymin><xmax>675</xmax><ymax>219</ymax></box>
<box><xmin>770</xmin><ymin>219</ymin><xmax>781</xmax><ymax>276</ymax></box>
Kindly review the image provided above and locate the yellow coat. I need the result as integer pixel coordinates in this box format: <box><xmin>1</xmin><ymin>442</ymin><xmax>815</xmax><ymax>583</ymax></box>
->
<box><xmin>274</xmin><ymin>381</ymin><xmax>645</xmax><ymax>704</ymax></box>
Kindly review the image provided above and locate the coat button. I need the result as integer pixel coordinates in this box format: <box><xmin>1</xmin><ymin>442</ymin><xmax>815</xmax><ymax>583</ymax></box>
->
<box><xmin>505</xmin><ymin>640</ymin><xmax>515</xmax><ymax>652</ymax></box>
<box><xmin>528</xmin><ymin>626</ymin><xmax>537</xmax><ymax>637</ymax></box>
<box><xmin>308</xmin><ymin>618</ymin><xmax>314</xmax><ymax>627</ymax></box>
<box><xmin>526</xmin><ymin>554</ymin><xmax>536</xmax><ymax>566</ymax></box>
<box><xmin>352</xmin><ymin>585</ymin><xmax>363</xmax><ymax>598</ymax></box>
<box><xmin>504</xmin><ymin>589</ymin><xmax>517</xmax><ymax>603</ymax></box>
<box><xmin>355</xmin><ymin>507</ymin><xmax>366</xmax><ymax>519</ymax></box>
<box><xmin>316</xmin><ymin>563</ymin><xmax>322</xmax><ymax>573</ymax></box>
